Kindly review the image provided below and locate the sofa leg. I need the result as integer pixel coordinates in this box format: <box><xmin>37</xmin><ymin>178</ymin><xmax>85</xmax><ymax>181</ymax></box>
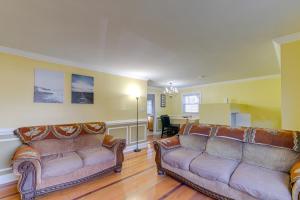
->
<box><xmin>157</xmin><ymin>169</ymin><xmax>165</xmax><ymax>176</ymax></box>
<box><xmin>21</xmin><ymin>191</ymin><xmax>35</xmax><ymax>200</ymax></box>
<box><xmin>114</xmin><ymin>165</ymin><xmax>122</xmax><ymax>173</ymax></box>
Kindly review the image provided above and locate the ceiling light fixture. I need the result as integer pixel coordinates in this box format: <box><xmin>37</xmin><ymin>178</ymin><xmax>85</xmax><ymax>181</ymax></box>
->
<box><xmin>164</xmin><ymin>82</ymin><xmax>178</xmax><ymax>97</ymax></box>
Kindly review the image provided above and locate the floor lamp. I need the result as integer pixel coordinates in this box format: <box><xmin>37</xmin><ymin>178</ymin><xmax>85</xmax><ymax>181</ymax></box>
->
<box><xmin>134</xmin><ymin>96</ymin><xmax>141</xmax><ymax>152</ymax></box>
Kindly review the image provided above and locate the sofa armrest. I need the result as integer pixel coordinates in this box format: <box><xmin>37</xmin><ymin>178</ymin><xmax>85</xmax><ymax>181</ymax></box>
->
<box><xmin>157</xmin><ymin>135</ymin><xmax>181</xmax><ymax>150</ymax></box>
<box><xmin>153</xmin><ymin>135</ymin><xmax>181</xmax><ymax>175</ymax></box>
<box><xmin>291</xmin><ymin>161</ymin><xmax>300</xmax><ymax>200</ymax></box>
<box><xmin>12</xmin><ymin>145</ymin><xmax>42</xmax><ymax>199</ymax></box>
<box><xmin>103</xmin><ymin>134</ymin><xmax>119</xmax><ymax>148</ymax></box>
<box><xmin>13</xmin><ymin>145</ymin><xmax>40</xmax><ymax>162</ymax></box>
<box><xmin>102</xmin><ymin>135</ymin><xmax>126</xmax><ymax>172</ymax></box>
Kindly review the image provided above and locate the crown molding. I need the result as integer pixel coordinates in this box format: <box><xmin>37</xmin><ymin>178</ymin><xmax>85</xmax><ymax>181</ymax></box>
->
<box><xmin>272</xmin><ymin>32</ymin><xmax>300</xmax><ymax>68</ymax></box>
<box><xmin>0</xmin><ymin>46</ymin><xmax>148</xmax><ymax>81</ymax></box>
<box><xmin>273</xmin><ymin>32</ymin><xmax>300</xmax><ymax>45</ymax></box>
<box><xmin>180</xmin><ymin>74</ymin><xmax>281</xmax><ymax>90</ymax></box>
<box><xmin>148</xmin><ymin>75</ymin><xmax>280</xmax><ymax>90</ymax></box>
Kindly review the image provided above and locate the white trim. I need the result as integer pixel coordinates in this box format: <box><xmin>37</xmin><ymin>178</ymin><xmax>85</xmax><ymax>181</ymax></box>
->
<box><xmin>107</xmin><ymin>126</ymin><xmax>129</xmax><ymax>145</ymax></box>
<box><xmin>0</xmin><ymin>45</ymin><xmax>148</xmax><ymax>81</ymax></box>
<box><xmin>180</xmin><ymin>74</ymin><xmax>280</xmax><ymax>90</ymax></box>
<box><xmin>0</xmin><ymin>128</ymin><xmax>14</xmax><ymax>136</ymax></box>
<box><xmin>272</xmin><ymin>32</ymin><xmax>300</xmax><ymax>69</ymax></box>
<box><xmin>0</xmin><ymin>138</ymin><xmax>19</xmax><ymax>142</ymax></box>
<box><xmin>182</xmin><ymin>93</ymin><xmax>201</xmax><ymax>114</ymax></box>
<box><xmin>0</xmin><ymin>173</ymin><xmax>17</xmax><ymax>186</ymax></box>
<box><xmin>0</xmin><ymin>168</ymin><xmax>12</xmax><ymax>173</ymax></box>
<box><xmin>0</xmin><ymin>119</ymin><xmax>147</xmax><ymax>136</ymax></box>
<box><xmin>106</xmin><ymin>119</ymin><xmax>147</xmax><ymax>126</ymax></box>
<box><xmin>129</xmin><ymin>124</ymin><xmax>147</xmax><ymax>144</ymax></box>
<box><xmin>124</xmin><ymin>142</ymin><xmax>148</xmax><ymax>153</ymax></box>
<box><xmin>272</xmin><ymin>41</ymin><xmax>281</xmax><ymax>67</ymax></box>
<box><xmin>273</xmin><ymin>32</ymin><xmax>300</xmax><ymax>45</ymax></box>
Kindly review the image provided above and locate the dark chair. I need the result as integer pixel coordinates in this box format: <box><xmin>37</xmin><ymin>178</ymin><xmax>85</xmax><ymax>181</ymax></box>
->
<box><xmin>160</xmin><ymin>115</ymin><xmax>180</xmax><ymax>138</ymax></box>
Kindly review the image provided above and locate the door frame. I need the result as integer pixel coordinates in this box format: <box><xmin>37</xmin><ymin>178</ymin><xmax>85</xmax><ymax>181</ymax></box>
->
<box><xmin>147</xmin><ymin>93</ymin><xmax>157</xmax><ymax>135</ymax></box>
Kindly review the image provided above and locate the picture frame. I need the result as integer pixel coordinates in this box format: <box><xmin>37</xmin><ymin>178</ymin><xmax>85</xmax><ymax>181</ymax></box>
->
<box><xmin>34</xmin><ymin>69</ymin><xmax>64</xmax><ymax>103</ymax></box>
<box><xmin>160</xmin><ymin>94</ymin><xmax>166</xmax><ymax>107</ymax></box>
<box><xmin>71</xmin><ymin>74</ymin><xmax>94</xmax><ymax>104</ymax></box>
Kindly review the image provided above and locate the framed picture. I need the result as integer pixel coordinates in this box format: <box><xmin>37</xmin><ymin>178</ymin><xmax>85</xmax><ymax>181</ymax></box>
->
<box><xmin>34</xmin><ymin>69</ymin><xmax>64</xmax><ymax>103</ymax></box>
<box><xmin>72</xmin><ymin>74</ymin><xmax>94</xmax><ymax>104</ymax></box>
<box><xmin>160</xmin><ymin>94</ymin><xmax>166</xmax><ymax>107</ymax></box>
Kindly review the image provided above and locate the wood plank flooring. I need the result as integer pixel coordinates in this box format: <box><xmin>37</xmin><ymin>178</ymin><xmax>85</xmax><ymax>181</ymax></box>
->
<box><xmin>0</xmin><ymin>141</ymin><xmax>212</xmax><ymax>200</ymax></box>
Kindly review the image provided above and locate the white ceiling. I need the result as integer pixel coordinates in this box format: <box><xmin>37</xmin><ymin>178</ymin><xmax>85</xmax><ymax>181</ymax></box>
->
<box><xmin>1</xmin><ymin>0</ymin><xmax>300</xmax><ymax>87</ymax></box>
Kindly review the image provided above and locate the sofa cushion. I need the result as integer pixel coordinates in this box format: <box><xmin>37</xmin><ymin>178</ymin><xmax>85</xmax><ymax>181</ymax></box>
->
<box><xmin>73</xmin><ymin>134</ymin><xmax>104</xmax><ymax>151</ymax></box>
<box><xmin>41</xmin><ymin>152</ymin><xmax>83</xmax><ymax>178</ymax></box>
<box><xmin>179</xmin><ymin>134</ymin><xmax>208</xmax><ymax>152</ymax></box>
<box><xmin>77</xmin><ymin>147</ymin><xmax>115</xmax><ymax>166</ymax></box>
<box><xmin>163</xmin><ymin>148</ymin><xmax>201</xmax><ymax>170</ymax></box>
<box><xmin>31</xmin><ymin>138</ymin><xmax>75</xmax><ymax>156</ymax></box>
<box><xmin>243</xmin><ymin>143</ymin><xmax>299</xmax><ymax>172</ymax></box>
<box><xmin>190</xmin><ymin>153</ymin><xmax>239</xmax><ymax>184</ymax></box>
<box><xmin>230</xmin><ymin>163</ymin><xmax>291</xmax><ymax>200</ymax></box>
<box><xmin>205</xmin><ymin>137</ymin><xmax>243</xmax><ymax>161</ymax></box>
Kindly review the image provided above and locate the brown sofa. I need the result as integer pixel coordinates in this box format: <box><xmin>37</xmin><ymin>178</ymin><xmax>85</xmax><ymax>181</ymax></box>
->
<box><xmin>154</xmin><ymin>124</ymin><xmax>300</xmax><ymax>200</ymax></box>
<box><xmin>12</xmin><ymin>122</ymin><xmax>126</xmax><ymax>200</ymax></box>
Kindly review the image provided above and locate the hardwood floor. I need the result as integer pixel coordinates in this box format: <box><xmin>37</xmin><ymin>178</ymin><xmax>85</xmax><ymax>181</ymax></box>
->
<box><xmin>0</xmin><ymin>139</ymin><xmax>212</xmax><ymax>200</ymax></box>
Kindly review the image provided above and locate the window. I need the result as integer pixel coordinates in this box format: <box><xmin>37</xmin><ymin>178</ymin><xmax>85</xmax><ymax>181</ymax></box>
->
<box><xmin>147</xmin><ymin>100</ymin><xmax>153</xmax><ymax>115</ymax></box>
<box><xmin>182</xmin><ymin>93</ymin><xmax>201</xmax><ymax>114</ymax></box>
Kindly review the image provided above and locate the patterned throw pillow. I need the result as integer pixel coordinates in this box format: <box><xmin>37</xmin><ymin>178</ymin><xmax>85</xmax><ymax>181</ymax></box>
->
<box><xmin>159</xmin><ymin>136</ymin><xmax>181</xmax><ymax>149</ymax></box>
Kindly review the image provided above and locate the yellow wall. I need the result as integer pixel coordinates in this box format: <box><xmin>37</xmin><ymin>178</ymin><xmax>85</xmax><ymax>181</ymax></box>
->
<box><xmin>167</xmin><ymin>76</ymin><xmax>281</xmax><ymax>128</ymax></box>
<box><xmin>0</xmin><ymin>52</ymin><xmax>147</xmax><ymax>128</ymax></box>
<box><xmin>147</xmin><ymin>87</ymin><xmax>171</xmax><ymax>116</ymax></box>
<box><xmin>199</xmin><ymin>103</ymin><xmax>231</xmax><ymax>125</ymax></box>
<box><xmin>281</xmin><ymin>40</ymin><xmax>300</xmax><ymax>131</ymax></box>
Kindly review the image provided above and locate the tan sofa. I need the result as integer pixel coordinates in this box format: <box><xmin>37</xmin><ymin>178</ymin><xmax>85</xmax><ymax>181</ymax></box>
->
<box><xmin>12</xmin><ymin>122</ymin><xmax>126</xmax><ymax>200</ymax></box>
<box><xmin>154</xmin><ymin>124</ymin><xmax>300</xmax><ymax>200</ymax></box>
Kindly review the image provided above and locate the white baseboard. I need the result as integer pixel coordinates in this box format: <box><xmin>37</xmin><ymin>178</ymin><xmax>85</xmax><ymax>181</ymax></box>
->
<box><xmin>0</xmin><ymin>173</ymin><xmax>17</xmax><ymax>186</ymax></box>
<box><xmin>124</xmin><ymin>142</ymin><xmax>148</xmax><ymax>153</ymax></box>
<box><xmin>147</xmin><ymin>131</ymin><xmax>154</xmax><ymax>136</ymax></box>
<box><xmin>0</xmin><ymin>167</ymin><xmax>12</xmax><ymax>173</ymax></box>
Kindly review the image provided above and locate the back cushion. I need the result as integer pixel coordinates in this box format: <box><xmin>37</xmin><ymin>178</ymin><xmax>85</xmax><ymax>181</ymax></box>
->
<box><xmin>179</xmin><ymin>135</ymin><xmax>208</xmax><ymax>152</ymax></box>
<box><xmin>73</xmin><ymin>134</ymin><xmax>104</xmax><ymax>151</ymax></box>
<box><xmin>31</xmin><ymin>138</ymin><xmax>75</xmax><ymax>156</ymax></box>
<box><xmin>243</xmin><ymin>143</ymin><xmax>300</xmax><ymax>172</ymax></box>
<box><xmin>205</xmin><ymin>137</ymin><xmax>243</xmax><ymax>161</ymax></box>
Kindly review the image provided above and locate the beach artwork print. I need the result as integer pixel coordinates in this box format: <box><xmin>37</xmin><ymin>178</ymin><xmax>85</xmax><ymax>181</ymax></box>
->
<box><xmin>34</xmin><ymin>69</ymin><xmax>64</xmax><ymax>103</ymax></box>
<box><xmin>72</xmin><ymin>74</ymin><xmax>94</xmax><ymax>104</ymax></box>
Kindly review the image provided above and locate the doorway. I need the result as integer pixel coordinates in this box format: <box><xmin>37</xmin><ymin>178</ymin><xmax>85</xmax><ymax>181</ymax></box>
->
<box><xmin>147</xmin><ymin>94</ymin><xmax>156</xmax><ymax>135</ymax></box>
